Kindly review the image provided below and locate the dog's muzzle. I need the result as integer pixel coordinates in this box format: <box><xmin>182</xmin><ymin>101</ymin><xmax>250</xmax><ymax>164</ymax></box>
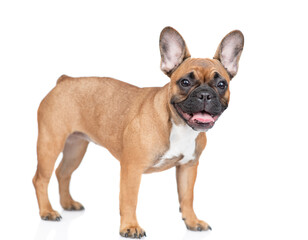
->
<box><xmin>173</xmin><ymin>85</ymin><xmax>226</xmax><ymax>131</ymax></box>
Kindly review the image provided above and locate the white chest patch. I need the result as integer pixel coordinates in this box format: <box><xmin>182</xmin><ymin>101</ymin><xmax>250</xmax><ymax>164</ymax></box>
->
<box><xmin>154</xmin><ymin>122</ymin><xmax>199</xmax><ymax>167</ymax></box>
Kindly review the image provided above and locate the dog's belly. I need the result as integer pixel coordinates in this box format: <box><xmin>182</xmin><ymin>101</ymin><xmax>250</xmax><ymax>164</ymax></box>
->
<box><xmin>145</xmin><ymin>122</ymin><xmax>199</xmax><ymax>173</ymax></box>
<box><xmin>67</xmin><ymin>123</ymin><xmax>199</xmax><ymax>174</ymax></box>
<box><xmin>66</xmin><ymin>132</ymin><xmax>93</xmax><ymax>143</ymax></box>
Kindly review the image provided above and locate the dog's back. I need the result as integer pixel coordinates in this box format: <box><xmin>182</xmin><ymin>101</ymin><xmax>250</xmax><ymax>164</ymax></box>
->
<box><xmin>37</xmin><ymin>76</ymin><xmax>164</xmax><ymax>155</ymax></box>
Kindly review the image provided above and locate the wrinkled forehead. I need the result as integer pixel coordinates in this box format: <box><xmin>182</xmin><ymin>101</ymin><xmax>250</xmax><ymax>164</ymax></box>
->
<box><xmin>171</xmin><ymin>58</ymin><xmax>230</xmax><ymax>83</ymax></box>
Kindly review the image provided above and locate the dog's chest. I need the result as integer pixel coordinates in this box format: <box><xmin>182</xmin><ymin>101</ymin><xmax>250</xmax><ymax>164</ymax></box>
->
<box><xmin>154</xmin><ymin>123</ymin><xmax>199</xmax><ymax>168</ymax></box>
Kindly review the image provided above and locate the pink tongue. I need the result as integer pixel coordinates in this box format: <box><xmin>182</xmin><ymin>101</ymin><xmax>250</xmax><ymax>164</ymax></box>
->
<box><xmin>191</xmin><ymin>112</ymin><xmax>214</xmax><ymax>123</ymax></box>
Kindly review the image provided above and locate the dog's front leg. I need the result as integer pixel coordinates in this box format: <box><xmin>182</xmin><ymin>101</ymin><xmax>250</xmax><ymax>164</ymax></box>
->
<box><xmin>119</xmin><ymin>162</ymin><xmax>146</xmax><ymax>238</ymax></box>
<box><xmin>176</xmin><ymin>163</ymin><xmax>211</xmax><ymax>231</ymax></box>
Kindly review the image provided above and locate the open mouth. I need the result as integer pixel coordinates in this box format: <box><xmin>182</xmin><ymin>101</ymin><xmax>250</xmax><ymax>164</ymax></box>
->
<box><xmin>174</xmin><ymin>104</ymin><xmax>219</xmax><ymax>130</ymax></box>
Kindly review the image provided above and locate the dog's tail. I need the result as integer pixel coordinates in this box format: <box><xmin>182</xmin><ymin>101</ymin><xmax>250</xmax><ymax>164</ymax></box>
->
<box><xmin>56</xmin><ymin>74</ymin><xmax>72</xmax><ymax>84</ymax></box>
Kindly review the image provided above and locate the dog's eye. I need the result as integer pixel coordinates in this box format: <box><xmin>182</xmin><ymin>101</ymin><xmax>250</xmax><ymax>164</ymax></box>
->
<box><xmin>180</xmin><ymin>79</ymin><xmax>191</xmax><ymax>87</ymax></box>
<box><xmin>217</xmin><ymin>81</ymin><xmax>227</xmax><ymax>90</ymax></box>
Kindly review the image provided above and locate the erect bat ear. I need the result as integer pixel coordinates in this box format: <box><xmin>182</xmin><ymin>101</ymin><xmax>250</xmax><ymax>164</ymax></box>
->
<box><xmin>159</xmin><ymin>27</ymin><xmax>191</xmax><ymax>76</ymax></box>
<box><xmin>213</xmin><ymin>30</ymin><xmax>244</xmax><ymax>79</ymax></box>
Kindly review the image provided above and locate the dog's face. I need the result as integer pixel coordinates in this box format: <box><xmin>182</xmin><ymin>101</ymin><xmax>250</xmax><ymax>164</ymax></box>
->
<box><xmin>159</xmin><ymin>27</ymin><xmax>244</xmax><ymax>131</ymax></box>
<box><xmin>169</xmin><ymin>58</ymin><xmax>231</xmax><ymax>131</ymax></box>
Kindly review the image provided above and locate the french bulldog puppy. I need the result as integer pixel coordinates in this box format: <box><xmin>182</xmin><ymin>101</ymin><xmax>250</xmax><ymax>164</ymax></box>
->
<box><xmin>33</xmin><ymin>27</ymin><xmax>244</xmax><ymax>238</ymax></box>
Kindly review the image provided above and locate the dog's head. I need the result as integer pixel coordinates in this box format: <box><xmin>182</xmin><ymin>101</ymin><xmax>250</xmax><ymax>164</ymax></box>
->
<box><xmin>159</xmin><ymin>27</ymin><xmax>244</xmax><ymax>131</ymax></box>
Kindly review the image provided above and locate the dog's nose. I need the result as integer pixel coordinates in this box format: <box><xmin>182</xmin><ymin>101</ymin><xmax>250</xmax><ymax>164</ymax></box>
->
<box><xmin>197</xmin><ymin>92</ymin><xmax>214</xmax><ymax>101</ymax></box>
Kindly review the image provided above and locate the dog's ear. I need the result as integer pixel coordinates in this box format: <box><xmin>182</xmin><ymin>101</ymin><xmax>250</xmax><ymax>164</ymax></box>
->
<box><xmin>159</xmin><ymin>27</ymin><xmax>191</xmax><ymax>76</ymax></box>
<box><xmin>213</xmin><ymin>30</ymin><xmax>244</xmax><ymax>79</ymax></box>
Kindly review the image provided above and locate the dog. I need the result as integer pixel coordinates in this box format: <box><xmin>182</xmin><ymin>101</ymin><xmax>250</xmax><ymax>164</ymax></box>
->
<box><xmin>33</xmin><ymin>26</ymin><xmax>244</xmax><ymax>238</ymax></box>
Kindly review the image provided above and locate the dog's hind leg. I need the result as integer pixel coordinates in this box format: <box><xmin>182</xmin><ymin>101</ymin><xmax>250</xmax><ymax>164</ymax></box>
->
<box><xmin>56</xmin><ymin>132</ymin><xmax>89</xmax><ymax>211</ymax></box>
<box><xmin>33</xmin><ymin>127</ymin><xmax>67</xmax><ymax>221</ymax></box>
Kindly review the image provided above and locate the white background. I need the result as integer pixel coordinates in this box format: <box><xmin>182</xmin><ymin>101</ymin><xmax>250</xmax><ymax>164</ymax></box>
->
<box><xmin>1</xmin><ymin>0</ymin><xmax>307</xmax><ymax>239</ymax></box>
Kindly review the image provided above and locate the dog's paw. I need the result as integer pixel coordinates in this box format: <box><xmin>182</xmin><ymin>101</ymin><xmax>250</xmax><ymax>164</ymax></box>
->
<box><xmin>40</xmin><ymin>210</ymin><xmax>62</xmax><ymax>221</ymax></box>
<box><xmin>120</xmin><ymin>226</ymin><xmax>146</xmax><ymax>238</ymax></box>
<box><xmin>62</xmin><ymin>200</ymin><xmax>85</xmax><ymax>211</ymax></box>
<box><xmin>184</xmin><ymin>218</ymin><xmax>211</xmax><ymax>231</ymax></box>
